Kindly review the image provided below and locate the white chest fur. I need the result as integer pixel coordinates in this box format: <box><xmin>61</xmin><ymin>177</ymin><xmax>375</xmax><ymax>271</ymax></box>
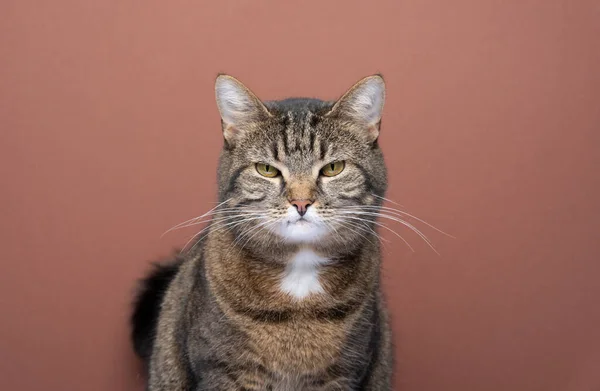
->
<box><xmin>280</xmin><ymin>249</ymin><xmax>329</xmax><ymax>299</ymax></box>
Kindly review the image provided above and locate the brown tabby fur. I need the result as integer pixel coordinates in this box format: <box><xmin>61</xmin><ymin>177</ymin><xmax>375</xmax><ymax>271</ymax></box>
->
<box><xmin>132</xmin><ymin>75</ymin><xmax>394</xmax><ymax>390</ymax></box>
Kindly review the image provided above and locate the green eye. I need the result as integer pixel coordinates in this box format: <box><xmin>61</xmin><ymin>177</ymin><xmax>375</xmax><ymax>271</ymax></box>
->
<box><xmin>256</xmin><ymin>163</ymin><xmax>279</xmax><ymax>178</ymax></box>
<box><xmin>321</xmin><ymin>161</ymin><xmax>345</xmax><ymax>177</ymax></box>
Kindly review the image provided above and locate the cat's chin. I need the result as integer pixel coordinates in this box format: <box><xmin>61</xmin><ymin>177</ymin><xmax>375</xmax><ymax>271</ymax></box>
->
<box><xmin>264</xmin><ymin>206</ymin><xmax>327</xmax><ymax>244</ymax></box>
<box><xmin>272</xmin><ymin>219</ymin><xmax>329</xmax><ymax>244</ymax></box>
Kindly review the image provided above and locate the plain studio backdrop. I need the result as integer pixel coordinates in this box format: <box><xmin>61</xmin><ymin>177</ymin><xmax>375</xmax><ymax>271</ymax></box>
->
<box><xmin>1</xmin><ymin>1</ymin><xmax>599</xmax><ymax>390</ymax></box>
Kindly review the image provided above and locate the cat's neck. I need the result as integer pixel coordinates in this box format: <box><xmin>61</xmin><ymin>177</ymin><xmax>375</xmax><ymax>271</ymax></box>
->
<box><xmin>203</xmin><ymin>229</ymin><xmax>380</xmax><ymax>313</ymax></box>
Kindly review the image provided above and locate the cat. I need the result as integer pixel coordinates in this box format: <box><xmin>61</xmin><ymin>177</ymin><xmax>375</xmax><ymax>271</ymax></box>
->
<box><xmin>131</xmin><ymin>74</ymin><xmax>394</xmax><ymax>390</ymax></box>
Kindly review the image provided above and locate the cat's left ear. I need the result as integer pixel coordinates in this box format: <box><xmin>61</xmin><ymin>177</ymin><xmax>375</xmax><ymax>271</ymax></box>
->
<box><xmin>215</xmin><ymin>74</ymin><xmax>272</xmax><ymax>144</ymax></box>
<box><xmin>326</xmin><ymin>75</ymin><xmax>386</xmax><ymax>142</ymax></box>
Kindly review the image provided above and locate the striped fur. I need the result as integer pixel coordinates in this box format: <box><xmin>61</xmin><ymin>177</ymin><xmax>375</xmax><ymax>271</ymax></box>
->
<box><xmin>132</xmin><ymin>75</ymin><xmax>394</xmax><ymax>390</ymax></box>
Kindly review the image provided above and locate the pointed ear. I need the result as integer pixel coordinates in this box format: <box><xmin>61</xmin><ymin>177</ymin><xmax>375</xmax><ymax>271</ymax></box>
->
<box><xmin>326</xmin><ymin>75</ymin><xmax>386</xmax><ymax>142</ymax></box>
<box><xmin>215</xmin><ymin>75</ymin><xmax>271</xmax><ymax>143</ymax></box>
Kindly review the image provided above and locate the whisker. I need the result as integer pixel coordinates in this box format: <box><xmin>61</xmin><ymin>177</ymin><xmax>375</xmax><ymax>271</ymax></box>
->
<box><xmin>172</xmin><ymin>211</ymin><xmax>268</xmax><ymax>231</ymax></box>
<box><xmin>371</xmin><ymin>193</ymin><xmax>404</xmax><ymax>207</ymax></box>
<box><xmin>340</xmin><ymin>211</ymin><xmax>437</xmax><ymax>254</ymax></box>
<box><xmin>185</xmin><ymin>218</ymin><xmax>263</xmax><ymax>254</ymax></box>
<box><xmin>204</xmin><ymin>215</ymin><xmax>265</xmax><ymax>239</ymax></box>
<box><xmin>328</xmin><ymin>215</ymin><xmax>381</xmax><ymax>240</ymax></box>
<box><xmin>343</xmin><ymin>205</ymin><xmax>454</xmax><ymax>238</ymax></box>
<box><xmin>325</xmin><ymin>217</ymin><xmax>379</xmax><ymax>246</ymax></box>
<box><xmin>322</xmin><ymin>218</ymin><xmax>345</xmax><ymax>247</ymax></box>
<box><xmin>162</xmin><ymin>198</ymin><xmax>233</xmax><ymax>237</ymax></box>
<box><xmin>181</xmin><ymin>216</ymin><xmax>265</xmax><ymax>254</ymax></box>
<box><xmin>338</xmin><ymin>215</ymin><xmax>415</xmax><ymax>252</ymax></box>
<box><xmin>234</xmin><ymin>219</ymin><xmax>278</xmax><ymax>255</ymax></box>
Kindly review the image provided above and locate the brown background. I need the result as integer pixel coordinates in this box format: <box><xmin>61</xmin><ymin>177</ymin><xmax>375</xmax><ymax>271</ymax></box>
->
<box><xmin>1</xmin><ymin>1</ymin><xmax>599</xmax><ymax>390</ymax></box>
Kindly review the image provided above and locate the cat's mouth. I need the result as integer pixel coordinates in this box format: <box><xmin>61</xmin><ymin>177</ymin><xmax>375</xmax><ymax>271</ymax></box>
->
<box><xmin>288</xmin><ymin>217</ymin><xmax>309</xmax><ymax>225</ymax></box>
<box><xmin>270</xmin><ymin>207</ymin><xmax>329</xmax><ymax>243</ymax></box>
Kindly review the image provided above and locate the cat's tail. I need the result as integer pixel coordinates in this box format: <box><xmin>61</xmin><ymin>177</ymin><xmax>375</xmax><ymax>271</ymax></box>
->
<box><xmin>130</xmin><ymin>255</ymin><xmax>183</xmax><ymax>364</ymax></box>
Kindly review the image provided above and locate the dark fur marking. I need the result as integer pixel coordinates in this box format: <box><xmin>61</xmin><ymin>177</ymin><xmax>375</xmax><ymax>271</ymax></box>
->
<box><xmin>314</xmin><ymin>302</ymin><xmax>361</xmax><ymax>321</ymax></box>
<box><xmin>309</xmin><ymin>114</ymin><xmax>320</xmax><ymax>128</ymax></box>
<box><xmin>353</xmin><ymin>163</ymin><xmax>376</xmax><ymax>194</ymax></box>
<box><xmin>271</xmin><ymin>141</ymin><xmax>279</xmax><ymax>161</ymax></box>
<box><xmin>231</xmin><ymin>302</ymin><xmax>359</xmax><ymax>323</ymax></box>
<box><xmin>319</xmin><ymin>138</ymin><xmax>328</xmax><ymax>160</ymax></box>
<box><xmin>279</xmin><ymin>179</ymin><xmax>286</xmax><ymax>196</ymax></box>
<box><xmin>243</xmin><ymin>195</ymin><xmax>266</xmax><ymax>204</ymax></box>
<box><xmin>282</xmin><ymin>130</ymin><xmax>289</xmax><ymax>155</ymax></box>
<box><xmin>233</xmin><ymin>307</ymin><xmax>293</xmax><ymax>323</ymax></box>
<box><xmin>227</xmin><ymin>167</ymin><xmax>246</xmax><ymax>195</ymax></box>
<box><xmin>339</xmin><ymin>194</ymin><xmax>365</xmax><ymax>204</ymax></box>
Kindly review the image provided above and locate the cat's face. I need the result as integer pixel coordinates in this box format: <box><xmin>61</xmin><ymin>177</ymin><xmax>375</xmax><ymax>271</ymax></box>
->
<box><xmin>214</xmin><ymin>75</ymin><xmax>387</xmax><ymax>251</ymax></box>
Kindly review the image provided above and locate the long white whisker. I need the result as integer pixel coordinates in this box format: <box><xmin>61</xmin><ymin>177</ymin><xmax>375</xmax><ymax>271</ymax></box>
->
<box><xmin>181</xmin><ymin>216</ymin><xmax>265</xmax><ymax>254</ymax></box>
<box><xmin>166</xmin><ymin>207</ymin><xmax>264</xmax><ymax>230</ymax></box>
<box><xmin>343</xmin><ymin>211</ymin><xmax>435</xmax><ymax>244</ymax></box>
<box><xmin>339</xmin><ymin>215</ymin><xmax>415</xmax><ymax>252</ymax></box>
<box><xmin>325</xmin><ymin>217</ymin><xmax>378</xmax><ymax>246</ymax></box>
<box><xmin>344</xmin><ymin>205</ymin><xmax>454</xmax><ymax>238</ymax></box>
<box><xmin>328</xmin><ymin>215</ymin><xmax>381</xmax><ymax>240</ymax></box>
<box><xmin>340</xmin><ymin>211</ymin><xmax>437</xmax><ymax>254</ymax></box>
<box><xmin>371</xmin><ymin>193</ymin><xmax>404</xmax><ymax>207</ymax></box>
<box><xmin>172</xmin><ymin>211</ymin><xmax>268</xmax><ymax>231</ymax></box>
<box><xmin>162</xmin><ymin>198</ymin><xmax>234</xmax><ymax>237</ymax></box>
<box><xmin>204</xmin><ymin>216</ymin><xmax>265</xmax><ymax>240</ymax></box>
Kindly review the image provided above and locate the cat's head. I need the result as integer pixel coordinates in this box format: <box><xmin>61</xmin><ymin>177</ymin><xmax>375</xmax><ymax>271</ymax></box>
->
<box><xmin>213</xmin><ymin>74</ymin><xmax>387</xmax><ymax>251</ymax></box>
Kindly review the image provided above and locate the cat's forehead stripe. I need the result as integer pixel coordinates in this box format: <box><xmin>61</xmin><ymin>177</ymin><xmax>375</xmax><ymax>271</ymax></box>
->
<box><xmin>269</xmin><ymin>110</ymin><xmax>323</xmax><ymax>162</ymax></box>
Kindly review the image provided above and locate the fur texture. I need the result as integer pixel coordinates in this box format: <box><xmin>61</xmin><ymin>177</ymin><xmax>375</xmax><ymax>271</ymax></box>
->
<box><xmin>131</xmin><ymin>75</ymin><xmax>394</xmax><ymax>390</ymax></box>
<box><xmin>131</xmin><ymin>256</ymin><xmax>184</xmax><ymax>363</ymax></box>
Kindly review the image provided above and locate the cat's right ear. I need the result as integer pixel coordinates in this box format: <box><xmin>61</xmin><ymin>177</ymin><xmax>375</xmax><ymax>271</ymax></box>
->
<box><xmin>215</xmin><ymin>75</ymin><xmax>272</xmax><ymax>144</ymax></box>
<box><xmin>326</xmin><ymin>75</ymin><xmax>385</xmax><ymax>143</ymax></box>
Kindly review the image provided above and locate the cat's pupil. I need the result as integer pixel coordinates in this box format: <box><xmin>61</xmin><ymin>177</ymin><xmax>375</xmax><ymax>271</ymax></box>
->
<box><xmin>330</xmin><ymin>164</ymin><xmax>335</xmax><ymax>171</ymax></box>
<box><xmin>265</xmin><ymin>165</ymin><xmax>271</xmax><ymax>172</ymax></box>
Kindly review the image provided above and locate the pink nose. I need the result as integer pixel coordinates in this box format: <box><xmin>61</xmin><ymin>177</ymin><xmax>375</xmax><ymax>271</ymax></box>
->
<box><xmin>290</xmin><ymin>199</ymin><xmax>312</xmax><ymax>217</ymax></box>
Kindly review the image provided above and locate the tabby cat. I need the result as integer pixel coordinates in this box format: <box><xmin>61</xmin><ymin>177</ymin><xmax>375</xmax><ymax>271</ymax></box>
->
<box><xmin>131</xmin><ymin>74</ymin><xmax>394</xmax><ymax>390</ymax></box>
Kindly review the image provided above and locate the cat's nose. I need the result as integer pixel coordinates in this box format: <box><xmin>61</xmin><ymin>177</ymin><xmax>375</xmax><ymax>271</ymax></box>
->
<box><xmin>290</xmin><ymin>199</ymin><xmax>312</xmax><ymax>217</ymax></box>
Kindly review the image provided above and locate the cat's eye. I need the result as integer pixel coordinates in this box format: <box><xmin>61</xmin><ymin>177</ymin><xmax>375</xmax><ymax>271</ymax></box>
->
<box><xmin>256</xmin><ymin>163</ymin><xmax>280</xmax><ymax>178</ymax></box>
<box><xmin>321</xmin><ymin>161</ymin><xmax>345</xmax><ymax>177</ymax></box>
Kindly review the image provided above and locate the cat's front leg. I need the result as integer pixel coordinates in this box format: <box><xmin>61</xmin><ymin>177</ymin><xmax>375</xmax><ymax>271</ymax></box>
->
<box><xmin>147</xmin><ymin>342</ymin><xmax>193</xmax><ymax>391</ymax></box>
